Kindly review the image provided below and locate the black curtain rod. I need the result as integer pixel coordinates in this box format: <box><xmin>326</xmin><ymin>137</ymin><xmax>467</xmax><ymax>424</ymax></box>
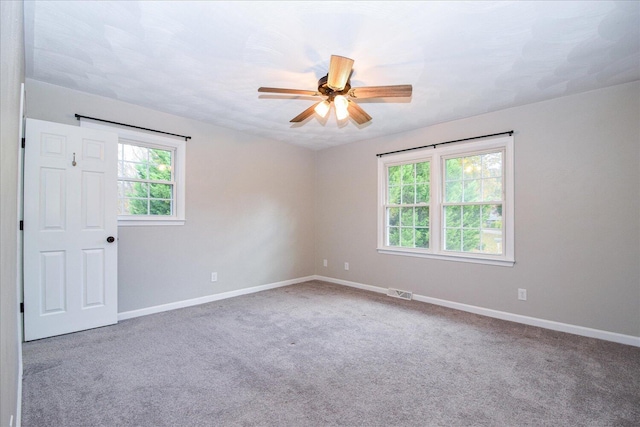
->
<box><xmin>376</xmin><ymin>131</ymin><xmax>514</xmax><ymax>157</ymax></box>
<box><xmin>75</xmin><ymin>114</ymin><xmax>191</xmax><ymax>141</ymax></box>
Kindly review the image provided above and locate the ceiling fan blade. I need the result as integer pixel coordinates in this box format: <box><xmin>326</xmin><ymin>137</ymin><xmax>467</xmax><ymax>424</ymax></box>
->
<box><xmin>349</xmin><ymin>85</ymin><xmax>412</xmax><ymax>99</ymax></box>
<box><xmin>258</xmin><ymin>87</ymin><xmax>320</xmax><ymax>96</ymax></box>
<box><xmin>347</xmin><ymin>100</ymin><xmax>372</xmax><ymax>125</ymax></box>
<box><xmin>327</xmin><ymin>55</ymin><xmax>355</xmax><ymax>91</ymax></box>
<box><xmin>290</xmin><ymin>102</ymin><xmax>321</xmax><ymax>123</ymax></box>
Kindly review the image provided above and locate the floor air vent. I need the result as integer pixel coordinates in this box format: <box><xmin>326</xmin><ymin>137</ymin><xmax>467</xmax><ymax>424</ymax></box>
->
<box><xmin>387</xmin><ymin>288</ymin><xmax>413</xmax><ymax>300</ymax></box>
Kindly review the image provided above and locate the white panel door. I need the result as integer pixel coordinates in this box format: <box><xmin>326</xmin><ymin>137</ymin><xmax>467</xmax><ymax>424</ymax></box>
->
<box><xmin>24</xmin><ymin>118</ymin><xmax>118</xmax><ymax>341</ymax></box>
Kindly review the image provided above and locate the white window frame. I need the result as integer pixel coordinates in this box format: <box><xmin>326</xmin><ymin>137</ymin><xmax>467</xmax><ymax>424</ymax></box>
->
<box><xmin>377</xmin><ymin>134</ymin><xmax>514</xmax><ymax>267</ymax></box>
<box><xmin>80</xmin><ymin>121</ymin><xmax>186</xmax><ymax>226</ymax></box>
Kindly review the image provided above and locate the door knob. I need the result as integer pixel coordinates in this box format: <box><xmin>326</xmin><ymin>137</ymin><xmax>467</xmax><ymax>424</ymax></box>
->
<box><xmin>106</xmin><ymin>236</ymin><xmax>115</xmax><ymax>243</ymax></box>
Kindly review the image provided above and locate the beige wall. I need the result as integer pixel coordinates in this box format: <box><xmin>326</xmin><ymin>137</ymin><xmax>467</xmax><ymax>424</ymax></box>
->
<box><xmin>1</xmin><ymin>0</ymin><xmax>24</xmax><ymax>425</ymax></box>
<box><xmin>315</xmin><ymin>81</ymin><xmax>640</xmax><ymax>337</ymax></box>
<box><xmin>25</xmin><ymin>79</ymin><xmax>316</xmax><ymax>313</ymax></box>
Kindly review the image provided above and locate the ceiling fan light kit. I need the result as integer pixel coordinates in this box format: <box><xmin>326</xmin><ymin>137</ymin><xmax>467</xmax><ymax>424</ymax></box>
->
<box><xmin>258</xmin><ymin>55</ymin><xmax>412</xmax><ymax>125</ymax></box>
<box><xmin>314</xmin><ymin>100</ymin><xmax>331</xmax><ymax>118</ymax></box>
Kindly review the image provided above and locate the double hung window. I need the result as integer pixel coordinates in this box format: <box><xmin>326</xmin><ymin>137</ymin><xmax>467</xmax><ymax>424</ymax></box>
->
<box><xmin>378</xmin><ymin>135</ymin><xmax>514</xmax><ymax>266</ymax></box>
<box><xmin>117</xmin><ymin>140</ymin><xmax>175</xmax><ymax>218</ymax></box>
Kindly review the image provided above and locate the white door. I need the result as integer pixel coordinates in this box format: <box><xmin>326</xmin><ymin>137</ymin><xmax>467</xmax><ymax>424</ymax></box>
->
<box><xmin>23</xmin><ymin>118</ymin><xmax>118</xmax><ymax>341</ymax></box>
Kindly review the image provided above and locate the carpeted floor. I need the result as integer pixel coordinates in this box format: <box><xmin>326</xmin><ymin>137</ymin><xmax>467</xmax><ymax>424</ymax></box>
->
<box><xmin>22</xmin><ymin>280</ymin><xmax>640</xmax><ymax>426</ymax></box>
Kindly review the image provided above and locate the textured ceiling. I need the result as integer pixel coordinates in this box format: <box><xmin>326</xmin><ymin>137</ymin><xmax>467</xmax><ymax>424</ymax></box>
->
<box><xmin>24</xmin><ymin>1</ymin><xmax>640</xmax><ymax>150</ymax></box>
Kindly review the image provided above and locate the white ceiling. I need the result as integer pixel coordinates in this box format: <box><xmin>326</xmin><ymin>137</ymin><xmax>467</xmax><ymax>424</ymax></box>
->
<box><xmin>24</xmin><ymin>1</ymin><xmax>640</xmax><ymax>150</ymax></box>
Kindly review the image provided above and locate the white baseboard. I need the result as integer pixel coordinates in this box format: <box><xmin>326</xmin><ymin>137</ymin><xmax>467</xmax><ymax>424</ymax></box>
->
<box><xmin>118</xmin><ymin>276</ymin><xmax>315</xmax><ymax>321</ymax></box>
<box><xmin>313</xmin><ymin>275</ymin><xmax>640</xmax><ymax>348</ymax></box>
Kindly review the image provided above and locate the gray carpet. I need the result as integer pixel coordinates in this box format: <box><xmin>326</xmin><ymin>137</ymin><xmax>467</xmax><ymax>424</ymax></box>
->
<box><xmin>22</xmin><ymin>280</ymin><xmax>640</xmax><ymax>426</ymax></box>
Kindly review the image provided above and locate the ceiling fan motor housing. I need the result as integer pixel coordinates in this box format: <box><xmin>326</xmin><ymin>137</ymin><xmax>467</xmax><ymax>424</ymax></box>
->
<box><xmin>318</xmin><ymin>75</ymin><xmax>351</xmax><ymax>99</ymax></box>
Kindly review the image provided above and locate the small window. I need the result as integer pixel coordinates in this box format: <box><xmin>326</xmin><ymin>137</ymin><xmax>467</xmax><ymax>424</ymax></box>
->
<box><xmin>118</xmin><ymin>140</ymin><xmax>175</xmax><ymax>217</ymax></box>
<box><xmin>378</xmin><ymin>134</ymin><xmax>514</xmax><ymax>266</ymax></box>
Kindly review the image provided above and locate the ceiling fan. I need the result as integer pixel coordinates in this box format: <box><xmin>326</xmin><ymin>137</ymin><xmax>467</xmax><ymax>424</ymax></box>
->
<box><xmin>258</xmin><ymin>55</ymin><xmax>412</xmax><ymax>125</ymax></box>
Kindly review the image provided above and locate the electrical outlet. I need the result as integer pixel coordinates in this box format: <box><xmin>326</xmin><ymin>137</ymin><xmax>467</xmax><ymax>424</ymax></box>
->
<box><xmin>518</xmin><ymin>288</ymin><xmax>527</xmax><ymax>301</ymax></box>
<box><xmin>344</xmin><ymin>262</ymin><xmax>349</xmax><ymax>271</ymax></box>
<box><xmin>211</xmin><ymin>272</ymin><xmax>218</xmax><ymax>282</ymax></box>
<box><xmin>323</xmin><ymin>259</ymin><xmax>327</xmax><ymax>267</ymax></box>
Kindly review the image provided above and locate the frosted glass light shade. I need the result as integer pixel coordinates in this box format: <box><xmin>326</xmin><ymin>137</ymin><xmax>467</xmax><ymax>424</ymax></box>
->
<box><xmin>334</xmin><ymin>95</ymin><xmax>349</xmax><ymax>120</ymax></box>
<box><xmin>327</xmin><ymin>55</ymin><xmax>354</xmax><ymax>91</ymax></box>
<box><xmin>314</xmin><ymin>100</ymin><xmax>330</xmax><ymax>118</ymax></box>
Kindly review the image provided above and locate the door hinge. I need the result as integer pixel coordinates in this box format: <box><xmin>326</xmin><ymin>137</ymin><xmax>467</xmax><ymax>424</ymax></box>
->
<box><xmin>19</xmin><ymin>220</ymin><xmax>23</xmax><ymax>231</ymax></box>
<box><xmin>21</xmin><ymin>137</ymin><xmax>25</xmax><ymax>148</ymax></box>
<box><xmin>20</xmin><ymin>302</ymin><xmax>24</xmax><ymax>313</ymax></box>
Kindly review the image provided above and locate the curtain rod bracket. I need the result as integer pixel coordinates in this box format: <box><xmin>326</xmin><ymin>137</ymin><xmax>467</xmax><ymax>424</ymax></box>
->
<box><xmin>75</xmin><ymin>114</ymin><xmax>191</xmax><ymax>141</ymax></box>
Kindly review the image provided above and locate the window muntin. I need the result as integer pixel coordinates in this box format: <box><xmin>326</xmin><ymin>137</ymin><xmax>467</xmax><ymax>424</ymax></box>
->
<box><xmin>117</xmin><ymin>142</ymin><xmax>175</xmax><ymax>217</ymax></box>
<box><xmin>377</xmin><ymin>135</ymin><xmax>514</xmax><ymax>266</ymax></box>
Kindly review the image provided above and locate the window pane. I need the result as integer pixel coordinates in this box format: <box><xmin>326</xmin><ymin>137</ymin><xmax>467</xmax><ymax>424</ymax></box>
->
<box><xmin>482</xmin><ymin>178</ymin><xmax>502</xmax><ymax>201</ymax></box>
<box><xmin>388</xmin><ymin>207</ymin><xmax>399</xmax><ymax>226</ymax></box>
<box><xmin>445</xmin><ymin>158</ymin><xmax>462</xmax><ymax>181</ymax></box>
<box><xmin>481</xmin><ymin>229</ymin><xmax>503</xmax><ymax>254</ymax></box>
<box><xmin>121</xmin><ymin>161</ymin><xmax>147</xmax><ymax>179</ymax></box>
<box><xmin>463</xmin><ymin>229</ymin><xmax>481</xmax><ymax>252</ymax></box>
<box><xmin>400</xmin><ymin>207</ymin><xmax>414</xmax><ymax>227</ymax></box>
<box><xmin>388</xmin><ymin>165</ymin><xmax>401</xmax><ymax>186</ymax></box>
<box><xmin>149</xmin><ymin>200</ymin><xmax>172</xmax><ymax>216</ymax></box>
<box><xmin>415</xmin><ymin>228</ymin><xmax>429</xmax><ymax>248</ymax></box>
<box><xmin>463</xmin><ymin>156</ymin><xmax>482</xmax><ymax>179</ymax></box>
<box><xmin>416</xmin><ymin>207</ymin><xmax>429</xmax><ymax>227</ymax></box>
<box><xmin>445</xmin><ymin>228</ymin><xmax>461</xmax><ymax>251</ymax></box>
<box><xmin>149</xmin><ymin>164</ymin><xmax>172</xmax><ymax>181</ymax></box>
<box><xmin>121</xmin><ymin>181</ymin><xmax>148</xmax><ymax>198</ymax></box>
<box><xmin>388</xmin><ymin>186</ymin><xmax>401</xmax><ymax>204</ymax></box>
<box><xmin>122</xmin><ymin>198</ymin><xmax>149</xmax><ymax>215</ymax></box>
<box><xmin>444</xmin><ymin>206</ymin><xmax>461</xmax><ymax>227</ymax></box>
<box><xmin>445</xmin><ymin>181</ymin><xmax>462</xmax><ymax>203</ymax></box>
<box><xmin>149</xmin><ymin>149</ymin><xmax>172</xmax><ymax>181</ymax></box>
<box><xmin>482</xmin><ymin>204</ymin><xmax>502</xmax><ymax>229</ymax></box>
<box><xmin>400</xmin><ymin>227</ymin><xmax>414</xmax><ymax>247</ymax></box>
<box><xmin>149</xmin><ymin>183</ymin><xmax>172</xmax><ymax>200</ymax></box>
<box><xmin>401</xmin><ymin>185</ymin><xmax>415</xmax><ymax>204</ymax></box>
<box><xmin>401</xmin><ymin>164</ymin><xmax>415</xmax><ymax>184</ymax></box>
<box><xmin>463</xmin><ymin>180</ymin><xmax>481</xmax><ymax>202</ymax></box>
<box><xmin>416</xmin><ymin>162</ymin><xmax>430</xmax><ymax>183</ymax></box>
<box><xmin>122</xmin><ymin>144</ymin><xmax>147</xmax><ymax>162</ymax></box>
<box><xmin>416</xmin><ymin>184</ymin><xmax>430</xmax><ymax>203</ymax></box>
<box><xmin>462</xmin><ymin>205</ymin><xmax>481</xmax><ymax>228</ymax></box>
<box><xmin>482</xmin><ymin>152</ymin><xmax>502</xmax><ymax>178</ymax></box>
<box><xmin>388</xmin><ymin>227</ymin><xmax>400</xmax><ymax>246</ymax></box>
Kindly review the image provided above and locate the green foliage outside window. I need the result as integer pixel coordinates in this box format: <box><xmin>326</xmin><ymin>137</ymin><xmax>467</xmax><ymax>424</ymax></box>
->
<box><xmin>119</xmin><ymin>144</ymin><xmax>173</xmax><ymax>216</ymax></box>
<box><xmin>444</xmin><ymin>151</ymin><xmax>503</xmax><ymax>254</ymax></box>
<box><xmin>386</xmin><ymin>161</ymin><xmax>430</xmax><ymax>249</ymax></box>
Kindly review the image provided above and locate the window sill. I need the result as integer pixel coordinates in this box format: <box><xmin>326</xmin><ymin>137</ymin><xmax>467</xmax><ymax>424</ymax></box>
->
<box><xmin>118</xmin><ymin>218</ymin><xmax>185</xmax><ymax>227</ymax></box>
<box><xmin>377</xmin><ymin>247</ymin><xmax>515</xmax><ymax>267</ymax></box>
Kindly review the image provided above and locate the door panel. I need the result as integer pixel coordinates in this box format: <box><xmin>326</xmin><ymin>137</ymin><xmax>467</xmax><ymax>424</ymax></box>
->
<box><xmin>24</xmin><ymin>118</ymin><xmax>118</xmax><ymax>341</ymax></box>
<box><xmin>40</xmin><ymin>251</ymin><xmax>66</xmax><ymax>313</ymax></box>
<box><xmin>83</xmin><ymin>249</ymin><xmax>105</xmax><ymax>307</ymax></box>
<box><xmin>82</xmin><ymin>171</ymin><xmax>105</xmax><ymax>229</ymax></box>
<box><xmin>40</xmin><ymin>168</ymin><xmax>66</xmax><ymax>230</ymax></box>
